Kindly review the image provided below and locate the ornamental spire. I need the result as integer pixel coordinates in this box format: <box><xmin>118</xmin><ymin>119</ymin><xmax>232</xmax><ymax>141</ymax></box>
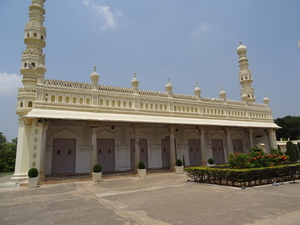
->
<box><xmin>20</xmin><ymin>0</ymin><xmax>47</xmax><ymax>88</ymax></box>
<box><xmin>236</xmin><ymin>42</ymin><xmax>255</xmax><ymax>102</ymax></box>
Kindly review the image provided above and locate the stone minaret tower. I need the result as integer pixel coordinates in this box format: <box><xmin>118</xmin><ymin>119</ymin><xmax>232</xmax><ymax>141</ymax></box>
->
<box><xmin>237</xmin><ymin>42</ymin><xmax>255</xmax><ymax>102</ymax></box>
<box><xmin>17</xmin><ymin>0</ymin><xmax>46</xmax><ymax>115</ymax></box>
<box><xmin>20</xmin><ymin>0</ymin><xmax>47</xmax><ymax>88</ymax></box>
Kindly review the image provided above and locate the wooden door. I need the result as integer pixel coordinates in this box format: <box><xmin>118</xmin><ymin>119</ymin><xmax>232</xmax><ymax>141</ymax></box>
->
<box><xmin>188</xmin><ymin>139</ymin><xmax>201</xmax><ymax>166</ymax></box>
<box><xmin>97</xmin><ymin>139</ymin><xmax>115</xmax><ymax>171</ymax></box>
<box><xmin>130</xmin><ymin>139</ymin><xmax>148</xmax><ymax>169</ymax></box>
<box><xmin>52</xmin><ymin>139</ymin><xmax>76</xmax><ymax>174</ymax></box>
<box><xmin>211</xmin><ymin>139</ymin><xmax>225</xmax><ymax>164</ymax></box>
<box><xmin>232</xmin><ymin>139</ymin><xmax>244</xmax><ymax>153</ymax></box>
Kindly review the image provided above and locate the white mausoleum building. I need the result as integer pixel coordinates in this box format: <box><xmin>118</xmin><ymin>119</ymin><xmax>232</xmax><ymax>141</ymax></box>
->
<box><xmin>12</xmin><ymin>0</ymin><xmax>280</xmax><ymax>183</ymax></box>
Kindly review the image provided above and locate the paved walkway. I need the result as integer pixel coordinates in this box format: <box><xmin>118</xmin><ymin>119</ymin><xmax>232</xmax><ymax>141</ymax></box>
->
<box><xmin>0</xmin><ymin>173</ymin><xmax>300</xmax><ymax>225</ymax></box>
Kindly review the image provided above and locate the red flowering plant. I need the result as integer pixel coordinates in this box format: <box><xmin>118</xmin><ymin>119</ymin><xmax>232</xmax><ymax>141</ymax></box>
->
<box><xmin>228</xmin><ymin>146</ymin><xmax>289</xmax><ymax>169</ymax></box>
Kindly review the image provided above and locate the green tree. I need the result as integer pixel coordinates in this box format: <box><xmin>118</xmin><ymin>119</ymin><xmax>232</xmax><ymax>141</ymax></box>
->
<box><xmin>274</xmin><ymin>116</ymin><xmax>300</xmax><ymax>141</ymax></box>
<box><xmin>285</xmin><ymin>141</ymin><xmax>298</xmax><ymax>162</ymax></box>
<box><xmin>0</xmin><ymin>132</ymin><xmax>17</xmax><ymax>172</ymax></box>
<box><xmin>295</xmin><ymin>143</ymin><xmax>300</xmax><ymax>160</ymax></box>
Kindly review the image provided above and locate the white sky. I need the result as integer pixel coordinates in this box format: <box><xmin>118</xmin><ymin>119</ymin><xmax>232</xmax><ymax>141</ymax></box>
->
<box><xmin>0</xmin><ymin>0</ymin><xmax>299</xmax><ymax>141</ymax></box>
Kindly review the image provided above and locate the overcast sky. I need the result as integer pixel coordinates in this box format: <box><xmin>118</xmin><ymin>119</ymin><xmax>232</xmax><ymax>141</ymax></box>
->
<box><xmin>0</xmin><ymin>0</ymin><xmax>299</xmax><ymax>141</ymax></box>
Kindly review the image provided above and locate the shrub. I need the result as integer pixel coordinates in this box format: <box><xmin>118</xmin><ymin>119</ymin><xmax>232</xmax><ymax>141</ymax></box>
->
<box><xmin>185</xmin><ymin>164</ymin><xmax>300</xmax><ymax>187</ymax></box>
<box><xmin>228</xmin><ymin>146</ymin><xmax>289</xmax><ymax>169</ymax></box>
<box><xmin>208</xmin><ymin>158</ymin><xmax>214</xmax><ymax>164</ymax></box>
<box><xmin>93</xmin><ymin>164</ymin><xmax>102</xmax><ymax>173</ymax></box>
<box><xmin>176</xmin><ymin>159</ymin><xmax>183</xmax><ymax>166</ymax></box>
<box><xmin>294</xmin><ymin>143</ymin><xmax>300</xmax><ymax>160</ymax></box>
<box><xmin>286</xmin><ymin>141</ymin><xmax>297</xmax><ymax>162</ymax></box>
<box><xmin>138</xmin><ymin>161</ymin><xmax>145</xmax><ymax>169</ymax></box>
<box><xmin>28</xmin><ymin>168</ymin><xmax>39</xmax><ymax>178</ymax></box>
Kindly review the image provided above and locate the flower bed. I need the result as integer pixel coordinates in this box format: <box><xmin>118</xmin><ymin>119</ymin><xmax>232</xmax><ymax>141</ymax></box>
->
<box><xmin>185</xmin><ymin>164</ymin><xmax>300</xmax><ymax>187</ymax></box>
<box><xmin>228</xmin><ymin>146</ymin><xmax>289</xmax><ymax>169</ymax></box>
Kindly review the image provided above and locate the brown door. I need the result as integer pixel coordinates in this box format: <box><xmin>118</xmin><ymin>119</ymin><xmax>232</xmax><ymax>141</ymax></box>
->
<box><xmin>232</xmin><ymin>139</ymin><xmax>243</xmax><ymax>153</ymax></box>
<box><xmin>188</xmin><ymin>139</ymin><xmax>201</xmax><ymax>166</ymax></box>
<box><xmin>52</xmin><ymin>139</ymin><xmax>76</xmax><ymax>174</ymax></box>
<box><xmin>97</xmin><ymin>139</ymin><xmax>115</xmax><ymax>171</ymax></box>
<box><xmin>161</xmin><ymin>139</ymin><xmax>170</xmax><ymax>168</ymax></box>
<box><xmin>130</xmin><ymin>139</ymin><xmax>148</xmax><ymax>169</ymax></box>
<box><xmin>211</xmin><ymin>139</ymin><xmax>225</xmax><ymax>164</ymax></box>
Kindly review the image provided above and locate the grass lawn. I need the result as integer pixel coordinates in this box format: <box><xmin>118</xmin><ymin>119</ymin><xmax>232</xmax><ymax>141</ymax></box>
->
<box><xmin>0</xmin><ymin>172</ymin><xmax>14</xmax><ymax>178</ymax></box>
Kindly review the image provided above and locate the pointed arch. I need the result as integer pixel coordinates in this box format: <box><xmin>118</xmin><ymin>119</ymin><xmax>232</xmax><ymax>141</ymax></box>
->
<box><xmin>47</xmin><ymin>127</ymin><xmax>83</xmax><ymax>146</ymax></box>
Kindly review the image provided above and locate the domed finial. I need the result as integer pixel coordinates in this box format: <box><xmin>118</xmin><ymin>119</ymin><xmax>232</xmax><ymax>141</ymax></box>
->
<box><xmin>90</xmin><ymin>66</ymin><xmax>100</xmax><ymax>87</ymax></box>
<box><xmin>165</xmin><ymin>77</ymin><xmax>173</xmax><ymax>93</ymax></box>
<box><xmin>263</xmin><ymin>93</ymin><xmax>270</xmax><ymax>105</ymax></box>
<box><xmin>131</xmin><ymin>71</ymin><xmax>139</xmax><ymax>89</ymax></box>
<box><xmin>194</xmin><ymin>81</ymin><xmax>201</xmax><ymax>98</ymax></box>
<box><xmin>94</xmin><ymin>66</ymin><xmax>97</xmax><ymax>72</ymax></box>
<box><xmin>239</xmin><ymin>38</ymin><xmax>242</xmax><ymax>45</ymax></box>
<box><xmin>219</xmin><ymin>86</ymin><xmax>226</xmax><ymax>99</ymax></box>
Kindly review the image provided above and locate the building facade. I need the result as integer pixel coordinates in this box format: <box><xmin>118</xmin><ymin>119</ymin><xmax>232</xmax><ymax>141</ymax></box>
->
<box><xmin>12</xmin><ymin>0</ymin><xmax>279</xmax><ymax>183</ymax></box>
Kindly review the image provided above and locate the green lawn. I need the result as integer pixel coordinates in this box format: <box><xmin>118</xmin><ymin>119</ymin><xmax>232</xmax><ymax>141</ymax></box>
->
<box><xmin>0</xmin><ymin>172</ymin><xmax>14</xmax><ymax>178</ymax></box>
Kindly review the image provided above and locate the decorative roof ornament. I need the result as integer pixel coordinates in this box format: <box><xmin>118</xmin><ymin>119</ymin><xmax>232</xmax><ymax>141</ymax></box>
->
<box><xmin>90</xmin><ymin>66</ymin><xmax>100</xmax><ymax>83</ymax></box>
<box><xmin>237</xmin><ymin>39</ymin><xmax>247</xmax><ymax>53</ymax></box>
<box><xmin>263</xmin><ymin>93</ymin><xmax>270</xmax><ymax>105</ymax></box>
<box><xmin>131</xmin><ymin>71</ymin><xmax>139</xmax><ymax>88</ymax></box>
<box><xmin>219</xmin><ymin>86</ymin><xmax>226</xmax><ymax>99</ymax></box>
<box><xmin>194</xmin><ymin>81</ymin><xmax>201</xmax><ymax>98</ymax></box>
<box><xmin>165</xmin><ymin>77</ymin><xmax>173</xmax><ymax>93</ymax></box>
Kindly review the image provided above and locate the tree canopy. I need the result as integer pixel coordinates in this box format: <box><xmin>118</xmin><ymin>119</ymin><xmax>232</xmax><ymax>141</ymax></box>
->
<box><xmin>274</xmin><ymin>116</ymin><xmax>300</xmax><ymax>141</ymax></box>
<box><xmin>0</xmin><ymin>132</ymin><xmax>17</xmax><ymax>172</ymax></box>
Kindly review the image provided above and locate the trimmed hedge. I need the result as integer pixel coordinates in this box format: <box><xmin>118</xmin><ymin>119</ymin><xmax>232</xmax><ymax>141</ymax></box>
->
<box><xmin>138</xmin><ymin>161</ymin><xmax>146</xmax><ymax>169</ymax></box>
<box><xmin>28</xmin><ymin>168</ymin><xmax>39</xmax><ymax>178</ymax></box>
<box><xmin>176</xmin><ymin>159</ymin><xmax>183</xmax><ymax>166</ymax></box>
<box><xmin>185</xmin><ymin>164</ymin><xmax>300</xmax><ymax>187</ymax></box>
<box><xmin>93</xmin><ymin>164</ymin><xmax>102</xmax><ymax>173</ymax></box>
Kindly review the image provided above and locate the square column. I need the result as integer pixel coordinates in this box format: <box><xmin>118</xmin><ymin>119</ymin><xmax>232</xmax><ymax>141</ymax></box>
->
<box><xmin>39</xmin><ymin>122</ymin><xmax>49</xmax><ymax>182</ymax></box>
<box><xmin>268</xmin><ymin>129</ymin><xmax>277</xmax><ymax>150</ymax></box>
<box><xmin>169</xmin><ymin>125</ymin><xmax>176</xmax><ymax>171</ymax></box>
<box><xmin>224</xmin><ymin>127</ymin><xmax>231</xmax><ymax>161</ymax></box>
<box><xmin>198</xmin><ymin>126</ymin><xmax>207</xmax><ymax>166</ymax></box>
<box><xmin>134</xmin><ymin>132</ymin><xmax>140</xmax><ymax>173</ymax></box>
<box><xmin>248</xmin><ymin>128</ymin><xmax>254</xmax><ymax>148</ymax></box>
<box><xmin>11</xmin><ymin>118</ymin><xmax>32</xmax><ymax>183</ymax></box>
<box><xmin>91</xmin><ymin>127</ymin><xmax>98</xmax><ymax>171</ymax></box>
<box><xmin>132</xmin><ymin>126</ymin><xmax>140</xmax><ymax>173</ymax></box>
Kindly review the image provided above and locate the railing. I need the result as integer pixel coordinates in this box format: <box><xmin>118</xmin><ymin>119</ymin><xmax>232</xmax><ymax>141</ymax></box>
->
<box><xmin>139</xmin><ymin>90</ymin><xmax>167</xmax><ymax>97</ymax></box>
<box><xmin>44</xmin><ymin>79</ymin><xmax>92</xmax><ymax>90</ymax></box>
<box><xmin>99</xmin><ymin>85</ymin><xmax>133</xmax><ymax>94</ymax></box>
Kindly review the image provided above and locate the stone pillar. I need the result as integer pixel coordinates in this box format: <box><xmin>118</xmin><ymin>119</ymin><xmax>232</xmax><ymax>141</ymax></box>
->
<box><xmin>132</xmin><ymin>124</ymin><xmax>141</xmax><ymax>173</ymax></box>
<box><xmin>39</xmin><ymin>123</ymin><xmax>48</xmax><ymax>182</ymax></box>
<box><xmin>248</xmin><ymin>128</ymin><xmax>254</xmax><ymax>149</ymax></box>
<box><xmin>169</xmin><ymin>125</ymin><xmax>176</xmax><ymax>171</ymax></box>
<box><xmin>11</xmin><ymin>118</ymin><xmax>32</xmax><ymax>183</ymax></box>
<box><xmin>225</xmin><ymin>127</ymin><xmax>231</xmax><ymax>161</ymax></box>
<box><xmin>134</xmin><ymin>130</ymin><xmax>140</xmax><ymax>173</ymax></box>
<box><xmin>268</xmin><ymin>129</ymin><xmax>276</xmax><ymax>150</ymax></box>
<box><xmin>198</xmin><ymin>126</ymin><xmax>207</xmax><ymax>166</ymax></box>
<box><xmin>91</xmin><ymin>127</ymin><xmax>98</xmax><ymax>171</ymax></box>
